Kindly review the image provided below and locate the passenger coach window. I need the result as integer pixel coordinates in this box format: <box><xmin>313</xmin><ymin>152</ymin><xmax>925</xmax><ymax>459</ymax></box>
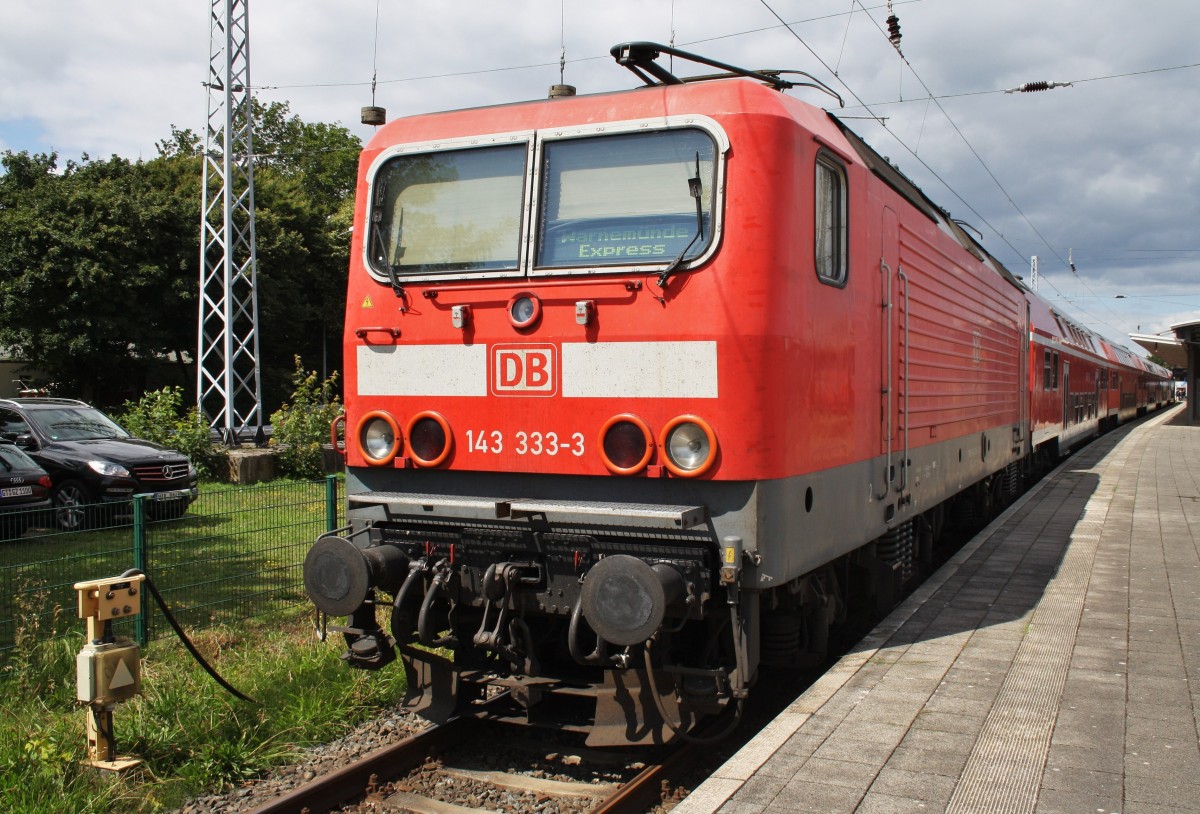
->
<box><xmin>536</xmin><ymin>129</ymin><xmax>716</xmax><ymax>268</ymax></box>
<box><xmin>815</xmin><ymin>152</ymin><xmax>848</xmax><ymax>285</ymax></box>
<box><xmin>369</xmin><ymin>144</ymin><xmax>526</xmax><ymax>275</ymax></box>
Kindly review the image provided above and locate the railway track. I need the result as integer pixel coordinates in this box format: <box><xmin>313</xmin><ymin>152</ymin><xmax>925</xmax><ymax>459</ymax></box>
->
<box><xmin>236</xmin><ymin>453</ymin><xmax>1044</xmax><ymax>814</ymax></box>
<box><xmin>237</xmin><ymin>509</ymin><xmax>991</xmax><ymax>814</ymax></box>
<box><xmin>244</xmin><ymin>707</ymin><xmax>708</xmax><ymax>814</ymax></box>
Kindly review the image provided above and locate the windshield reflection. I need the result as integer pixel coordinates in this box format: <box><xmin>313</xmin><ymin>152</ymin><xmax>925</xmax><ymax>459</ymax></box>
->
<box><xmin>27</xmin><ymin>408</ymin><xmax>130</xmax><ymax>442</ymax></box>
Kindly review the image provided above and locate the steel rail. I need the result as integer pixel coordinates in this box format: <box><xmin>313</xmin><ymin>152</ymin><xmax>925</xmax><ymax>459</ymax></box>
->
<box><xmin>590</xmin><ymin>713</ymin><xmax>731</xmax><ymax>814</ymax></box>
<box><xmin>243</xmin><ymin>716</ymin><xmax>476</xmax><ymax>814</ymax></box>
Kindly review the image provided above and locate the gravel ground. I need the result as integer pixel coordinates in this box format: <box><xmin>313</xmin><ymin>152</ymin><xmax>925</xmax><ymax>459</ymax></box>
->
<box><xmin>167</xmin><ymin>682</ymin><xmax>801</xmax><ymax>813</ymax></box>
<box><xmin>169</xmin><ymin>703</ymin><xmax>428</xmax><ymax>814</ymax></box>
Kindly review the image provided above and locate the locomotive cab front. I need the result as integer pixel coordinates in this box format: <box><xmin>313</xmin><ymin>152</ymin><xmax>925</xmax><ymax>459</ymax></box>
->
<box><xmin>301</xmin><ymin>73</ymin><xmax>794</xmax><ymax>745</ymax></box>
<box><xmin>303</xmin><ymin>41</ymin><xmax>914</xmax><ymax>746</ymax></box>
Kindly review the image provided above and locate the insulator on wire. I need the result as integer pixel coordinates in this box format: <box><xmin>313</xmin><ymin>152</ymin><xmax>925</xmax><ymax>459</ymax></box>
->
<box><xmin>886</xmin><ymin>14</ymin><xmax>902</xmax><ymax>49</ymax></box>
<box><xmin>1003</xmin><ymin>80</ymin><xmax>1074</xmax><ymax>94</ymax></box>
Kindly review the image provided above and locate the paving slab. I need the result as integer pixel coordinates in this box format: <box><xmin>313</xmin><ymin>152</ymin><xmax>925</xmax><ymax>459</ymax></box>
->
<box><xmin>674</xmin><ymin>404</ymin><xmax>1200</xmax><ymax>814</ymax></box>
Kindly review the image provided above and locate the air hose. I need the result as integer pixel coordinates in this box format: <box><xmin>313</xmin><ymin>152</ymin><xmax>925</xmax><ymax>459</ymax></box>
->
<box><xmin>120</xmin><ymin>568</ymin><xmax>259</xmax><ymax>705</ymax></box>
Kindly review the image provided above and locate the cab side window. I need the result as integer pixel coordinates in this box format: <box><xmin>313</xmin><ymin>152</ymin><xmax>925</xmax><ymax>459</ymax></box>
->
<box><xmin>0</xmin><ymin>408</ymin><xmax>31</xmax><ymax>440</ymax></box>
<box><xmin>814</xmin><ymin>152</ymin><xmax>848</xmax><ymax>285</ymax></box>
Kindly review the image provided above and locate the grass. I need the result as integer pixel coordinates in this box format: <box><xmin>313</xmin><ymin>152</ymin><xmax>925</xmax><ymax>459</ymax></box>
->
<box><xmin>0</xmin><ymin>478</ymin><xmax>336</xmax><ymax>658</ymax></box>
<box><xmin>0</xmin><ymin>609</ymin><xmax>407</xmax><ymax>813</ymax></box>
<box><xmin>0</xmin><ymin>476</ymin><xmax>408</xmax><ymax>812</ymax></box>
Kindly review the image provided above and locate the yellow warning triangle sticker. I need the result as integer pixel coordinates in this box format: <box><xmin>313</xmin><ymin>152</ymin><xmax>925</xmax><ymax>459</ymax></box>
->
<box><xmin>362</xmin><ymin>296</ymin><xmax>374</xmax><ymax>308</ymax></box>
<box><xmin>109</xmin><ymin>657</ymin><xmax>136</xmax><ymax>690</ymax></box>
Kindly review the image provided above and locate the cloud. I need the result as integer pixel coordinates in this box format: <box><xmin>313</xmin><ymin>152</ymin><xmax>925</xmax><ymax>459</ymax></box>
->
<box><xmin>1</xmin><ymin>0</ymin><xmax>1197</xmax><ymax>337</ymax></box>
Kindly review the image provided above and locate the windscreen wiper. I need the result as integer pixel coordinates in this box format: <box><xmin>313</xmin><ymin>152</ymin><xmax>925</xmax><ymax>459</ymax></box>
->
<box><xmin>658</xmin><ymin>153</ymin><xmax>705</xmax><ymax>290</ymax></box>
<box><xmin>368</xmin><ymin>179</ymin><xmax>406</xmax><ymax>304</ymax></box>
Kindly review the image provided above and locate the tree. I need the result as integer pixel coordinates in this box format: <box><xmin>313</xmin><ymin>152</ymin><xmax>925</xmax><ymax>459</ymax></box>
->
<box><xmin>0</xmin><ymin>150</ymin><xmax>199</xmax><ymax>403</ymax></box>
<box><xmin>197</xmin><ymin>100</ymin><xmax>359</xmax><ymax>411</ymax></box>
<box><xmin>0</xmin><ymin>103</ymin><xmax>360</xmax><ymax>411</ymax></box>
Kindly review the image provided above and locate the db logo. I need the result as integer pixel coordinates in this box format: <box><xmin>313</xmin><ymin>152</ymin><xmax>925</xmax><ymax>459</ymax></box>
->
<box><xmin>490</xmin><ymin>344</ymin><xmax>557</xmax><ymax>396</ymax></box>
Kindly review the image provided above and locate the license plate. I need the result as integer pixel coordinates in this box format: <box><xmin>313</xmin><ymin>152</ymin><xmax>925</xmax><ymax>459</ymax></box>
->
<box><xmin>1</xmin><ymin>486</ymin><xmax>32</xmax><ymax>498</ymax></box>
<box><xmin>154</xmin><ymin>490</ymin><xmax>187</xmax><ymax>502</ymax></box>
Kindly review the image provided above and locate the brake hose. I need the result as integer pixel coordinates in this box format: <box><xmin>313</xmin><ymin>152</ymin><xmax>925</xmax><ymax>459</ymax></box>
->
<box><xmin>121</xmin><ymin>568</ymin><xmax>259</xmax><ymax>705</ymax></box>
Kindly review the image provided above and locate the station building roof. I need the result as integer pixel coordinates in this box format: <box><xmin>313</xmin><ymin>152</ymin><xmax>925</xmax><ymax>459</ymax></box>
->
<box><xmin>1131</xmin><ymin>331</ymin><xmax>1187</xmax><ymax>370</ymax></box>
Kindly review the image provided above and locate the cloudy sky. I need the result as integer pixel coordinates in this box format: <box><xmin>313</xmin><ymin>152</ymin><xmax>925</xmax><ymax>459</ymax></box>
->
<box><xmin>2</xmin><ymin>0</ymin><xmax>1197</xmax><ymax>348</ymax></box>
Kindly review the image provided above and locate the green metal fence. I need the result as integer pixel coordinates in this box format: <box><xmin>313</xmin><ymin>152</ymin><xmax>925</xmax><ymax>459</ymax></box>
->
<box><xmin>0</xmin><ymin>476</ymin><xmax>340</xmax><ymax>664</ymax></box>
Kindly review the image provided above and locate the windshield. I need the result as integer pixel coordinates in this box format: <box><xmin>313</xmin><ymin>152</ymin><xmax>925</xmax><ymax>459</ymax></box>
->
<box><xmin>369</xmin><ymin>144</ymin><xmax>527</xmax><ymax>275</ymax></box>
<box><xmin>537</xmin><ymin>129</ymin><xmax>716</xmax><ymax>268</ymax></box>
<box><xmin>0</xmin><ymin>444</ymin><xmax>37</xmax><ymax>470</ymax></box>
<box><xmin>27</xmin><ymin>407</ymin><xmax>130</xmax><ymax>442</ymax></box>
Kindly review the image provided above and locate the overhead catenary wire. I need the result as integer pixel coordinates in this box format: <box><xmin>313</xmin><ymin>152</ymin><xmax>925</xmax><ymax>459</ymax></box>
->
<box><xmin>833</xmin><ymin>0</ymin><xmax>857</xmax><ymax>76</ymax></box>
<box><xmin>752</xmin><ymin>0</ymin><xmax>1134</xmax><ymax>341</ymax></box>
<box><xmin>253</xmin><ymin>1</ymin><xmax>923</xmax><ymax>91</ymax></box>
<box><xmin>559</xmin><ymin>0</ymin><xmax>567</xmax><ymax>85</ymax></box>
<box><xmin>847</xmin><ymin>0</ymin><xmax>1136</xmax><ymax>338</ymax></box>
<box><xmin>370</xmin><ymin>0</ymin><xmax>380</xmax><ymax>106</ymax></box>
<box><xmin>252</xmin><ymin>6</ymin><xmax>1200</xmax><ymax>103</ymax></box>
<box><xmin>243</xmin><ymin>2</ymin><xmax>1196</xmax><ymax>340</ymax></box>
<box><xmin>669</xmin><ymin>0</ymin><xmax>676</xmax><ymax>73</ymax></box>
<box><xmin>842</xmin><ymin>62</ymin><xmax>1200</xmax><ymax>110</ymax></box>
<box><xmin>752</xmin><ymin>0</ymin><xmax>1009</xmax><ymax>254</ymax></box>
<box><xmin>847</xmin><ymin>0</ymin><xmax>1070</xmax><ymax>267</ymax></box>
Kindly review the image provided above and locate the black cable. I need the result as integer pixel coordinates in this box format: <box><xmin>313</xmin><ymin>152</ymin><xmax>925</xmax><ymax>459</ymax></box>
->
<box><xmin>121</xmin><ymin>568</ymin><xmax>259</xmax><ymax>705</ymax></box>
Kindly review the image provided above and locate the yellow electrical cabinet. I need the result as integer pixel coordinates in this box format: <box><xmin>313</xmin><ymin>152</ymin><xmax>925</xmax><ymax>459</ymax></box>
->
<box><xmin>77</xmin><ymin>642</ymin><xmax>141</xmax><ymax>705</ymax></box>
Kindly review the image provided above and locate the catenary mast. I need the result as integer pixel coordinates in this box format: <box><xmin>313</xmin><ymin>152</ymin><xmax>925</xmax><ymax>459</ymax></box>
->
<box><xmin>197</xmin><ymin>0</ymin><xmax>263</xmax><ymax>444</ymax></box>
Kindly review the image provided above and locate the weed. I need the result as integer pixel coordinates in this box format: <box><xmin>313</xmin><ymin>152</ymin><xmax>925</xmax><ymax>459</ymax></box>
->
<box><xmin>2</xmin><ymin>576</ymin><xmax>71</xmax><ymax>696</ymax></box>
<box><xmin>116</xmin><ymin>386</ymin><xmax>220</xmax><ymax>480</ymax></box>
<box><xmin>269</xmin><ymin>357</ymin><xmax>341</xmax><ymax>480</ymax></box>
<box><xmin>0</xmin><ymin>610</ymin><xmax>406</xmax><ymax>813</ymax></box>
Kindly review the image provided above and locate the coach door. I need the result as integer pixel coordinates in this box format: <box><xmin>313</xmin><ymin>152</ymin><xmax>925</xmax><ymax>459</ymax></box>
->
<box><xmin>1062</xmin><ymin>361</ymin><xmax>1071</xmax><ymax>427</ymax></box>
<box><xmin>1019</xmin><ymin>303</ymin><xmax>1029</xmax><ymax>450</ymax></box>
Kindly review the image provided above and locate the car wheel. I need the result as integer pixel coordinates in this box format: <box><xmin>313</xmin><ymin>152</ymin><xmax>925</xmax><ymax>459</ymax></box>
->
<box><xmin>52</xmin><ymin>480</ymin><xmax>94</xmax><ymax>532</ymax></box>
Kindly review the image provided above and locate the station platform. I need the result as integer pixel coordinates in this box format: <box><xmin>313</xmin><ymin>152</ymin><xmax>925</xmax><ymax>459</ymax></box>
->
<box><xmin>677</xmin><ymin>403</ymin><xmax>1200</xmax><ymax>814</ymax></box>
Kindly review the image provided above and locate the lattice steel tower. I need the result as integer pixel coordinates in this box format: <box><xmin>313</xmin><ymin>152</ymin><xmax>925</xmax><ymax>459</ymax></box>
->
<box><xmin>198</xmin><ymin>0</ymin><xmax>263</xmax><ymax>444</ymax></box>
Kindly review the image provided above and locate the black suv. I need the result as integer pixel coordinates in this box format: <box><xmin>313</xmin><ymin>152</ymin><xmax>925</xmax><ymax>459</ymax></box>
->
<box><xmin>0</xmin><ymin>398</ymin><xmax>198</xmax><ymax>530</ymax></box>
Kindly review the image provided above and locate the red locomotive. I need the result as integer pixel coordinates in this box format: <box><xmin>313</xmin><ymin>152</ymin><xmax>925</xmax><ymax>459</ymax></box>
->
<box><xmin>304</xmin><ymin>43</ymin><xmax>1172</xmax><ymax>746</ymax></box>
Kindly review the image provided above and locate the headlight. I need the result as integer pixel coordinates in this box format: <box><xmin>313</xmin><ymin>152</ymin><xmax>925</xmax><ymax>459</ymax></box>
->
<box><xmin>357</xmin><ymin>411</ymin><xmax>401</xmax><ymax>465</ymax></box>
<box><xmin>507</xmin><ymin>292</ymin><xmax>541</xmax><ymax>329</ymax></box>
<box><xmin>660</xmin><ymin>416</ymin><xmax>718</xmax><ymax>478</ymax></box>
<box><xmin>88</xmin><ymin>460</ymin><xmax>131</xmax><ymax>478</ymax></box>
<box><xmin>599</xmin><ymin>414</ymin><xmax>653</xmax><ymax>475</ymax></box>
<box><xmin>406</xmin><ymin>412</ymin><xmax>451</xmax><ymax>467</ymax></box>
